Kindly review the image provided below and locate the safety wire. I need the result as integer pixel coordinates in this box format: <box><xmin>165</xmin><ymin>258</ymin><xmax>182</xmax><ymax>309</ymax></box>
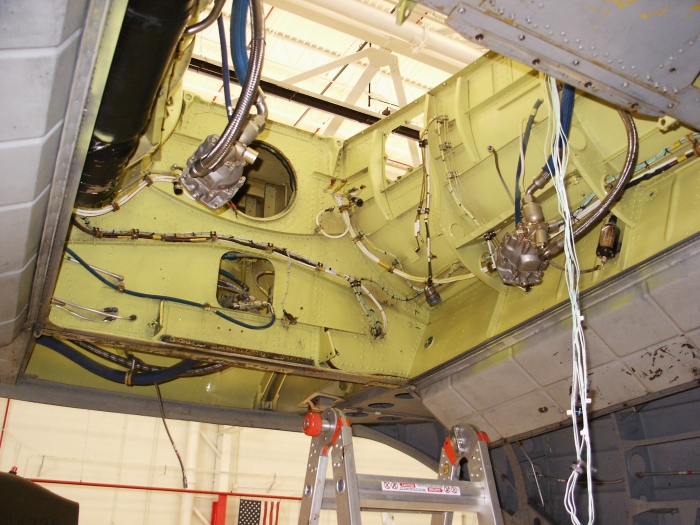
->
<box><xmin>434</xmin><ymin>116</ymin><xmax>478</xmax><ymax>223</ymax></box>
<box><xmin>545</xmin><ymin>77</ymin><xmax>594</xmax><ymax>525</ymax></box>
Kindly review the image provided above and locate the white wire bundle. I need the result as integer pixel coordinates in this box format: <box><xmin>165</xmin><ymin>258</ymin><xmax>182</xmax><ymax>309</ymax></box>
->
<box><xmin>544</xmin><ymin>77</ymin><xmax>595</xmax><ymax>525</ymax></box>
<box><xmin>74</xmin><ymin>175</ymin><xmax>176</xmax><ymax>217</ymax></box>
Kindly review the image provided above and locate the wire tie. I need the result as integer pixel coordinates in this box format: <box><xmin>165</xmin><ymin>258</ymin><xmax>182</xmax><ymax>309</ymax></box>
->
<box><xmin>124</xmin><ymin>368</ymin><xmax>133</xmax><ymax>387</ymax></box>
<box><xmin>210</xmin><ymin>231</ymin><xmax>217</xmax><ymax>242</ymax></box>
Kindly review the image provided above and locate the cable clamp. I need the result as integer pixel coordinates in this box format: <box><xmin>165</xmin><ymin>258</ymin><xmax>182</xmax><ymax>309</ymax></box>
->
<box><xmin>144</xmin><ymin>175</ymin><xmax>154</xmax><ymax>187</ymax></box>
<box><xmin>265</xmin><ymin>243</ymin><xmax>274</xmax><ymax>251</ymax></box>
<box><xmin>210</xmin><ymin>231</ymin><xmax>217</xmax><ymax>242</ymax></box>
<box><xmin>570</xmin><ymin>460</ymin><xmax>586</xmax><ymax>475</ymax></box>
<box><xmin>111</xmin><ymin>199</ymin><xmax>120</xmax><ymax>211</ymax></box>
<box><xmin>130</xmin><ymin>229</ymin><xmax>139</xmax><ymax>240</ymax></box>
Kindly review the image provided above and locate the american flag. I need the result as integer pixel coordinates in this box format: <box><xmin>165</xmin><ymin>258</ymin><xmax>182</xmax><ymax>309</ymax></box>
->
<box><xmin>238</xmin><ymin>500</ymin><xmax>280</xmax><ymax>525</ymax></box>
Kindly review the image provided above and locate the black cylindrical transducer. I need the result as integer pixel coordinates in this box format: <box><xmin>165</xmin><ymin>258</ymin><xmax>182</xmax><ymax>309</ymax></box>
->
<box><xmin>424</xmin><ymin>283</ymin><xmax>441</xmax><ymax>306</ymax></box>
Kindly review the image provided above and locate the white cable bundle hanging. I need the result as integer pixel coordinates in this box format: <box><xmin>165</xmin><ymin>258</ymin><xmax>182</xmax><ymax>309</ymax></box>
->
<box><xmin>544</xmin><ymin>76</ymin><xmax>595</xmax><ymax>525</ymax></box>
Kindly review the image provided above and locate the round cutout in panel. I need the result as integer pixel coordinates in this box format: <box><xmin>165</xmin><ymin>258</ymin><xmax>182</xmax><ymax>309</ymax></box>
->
<box><xmin>368</xmin><ymin>402</ymin><xmax>394</xmax><ymax>409</ymax></box>
<box><xmin>231</xmin><ymin>141</ymin><xmax>296</xmax><ymax>218</ymax></box>
<box><xmin>394</xmin><ymin>393</ymin><xmax>413</xmax><ymax>400</ymax></box>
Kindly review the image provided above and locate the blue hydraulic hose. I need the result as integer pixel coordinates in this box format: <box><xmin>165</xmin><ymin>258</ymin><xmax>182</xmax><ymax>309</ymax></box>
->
<box><xmin>217</xmin><ymin>15</ymin><xmax>233</xmax><ymax>120</ymax></box>
<box><xmin>37</xmin><ymin>336</ymin><xmax>198</xmax><ymax>386</ymax></box>
<box><xmin>64</xmin><ymin>246</ymin><xmax>275</xmax><ymax>330</ymax></box>
<box><xmin>514</xmin><ymin>99</ymin><xmax>543</xmax><ymax>224</ymax></box>
<box><xmin>230</xmin><ymin>0</ymin><xmax>250</xmax><ymax>84</ymax></box>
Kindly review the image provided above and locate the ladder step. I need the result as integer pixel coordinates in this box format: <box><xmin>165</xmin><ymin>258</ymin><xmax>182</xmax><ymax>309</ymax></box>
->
<box><xmin>321</xmin><ymin>474</ymin><xmax>487</xmax><ymax>513</ymax></box>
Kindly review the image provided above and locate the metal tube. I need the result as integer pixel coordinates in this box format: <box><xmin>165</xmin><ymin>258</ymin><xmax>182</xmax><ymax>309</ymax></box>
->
<box><xmin>189</xmin><ymin>0</ymin><xmax>265</xmax><ymax>177</ymax></box>
<box><xmin>183</xmin><ymin>0</ymin><xmax>227</xmax><ymax>36</ymax></box>
<box><xmin>542</xmin><ymin>108</ymin><xmax>638</xmax><ymax>260</ymax></box>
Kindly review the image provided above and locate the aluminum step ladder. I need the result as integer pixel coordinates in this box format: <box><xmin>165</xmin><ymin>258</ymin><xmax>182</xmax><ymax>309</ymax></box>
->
<box><xmin>297</xmin><ymin>408</ymin><xmax>504</xmax><ymax>525</ymax></box>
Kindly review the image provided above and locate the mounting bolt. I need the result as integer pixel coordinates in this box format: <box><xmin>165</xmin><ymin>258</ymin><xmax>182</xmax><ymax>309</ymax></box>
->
<box><xmin>584</xmin><ymin>81</ymin><xmax>593</xmax><ymax>88</ymax></box>
<box><xmin>532</xmin><ymin>58</ymin><xmax>541</xmax><ymax>65</ymax></box>
<box><xmin>475</xmin><ymin>33</ymin><xmax>484</xmax><ymax>41</ymax></box>
<box><xmin>631</xmin><ymin>103</ymin><xmax>639</xmax><ymax>109</ymax></box>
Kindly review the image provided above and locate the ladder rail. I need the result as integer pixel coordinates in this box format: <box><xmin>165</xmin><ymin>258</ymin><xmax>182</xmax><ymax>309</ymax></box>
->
<box><xmin>297</xmin><ymin>409</ymin><xmax>503</xmax><ymax>525</ymax></box>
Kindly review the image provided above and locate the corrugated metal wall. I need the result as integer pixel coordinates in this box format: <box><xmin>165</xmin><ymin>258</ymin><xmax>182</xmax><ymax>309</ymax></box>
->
<box><xmin>0</xmin><ymin>0</ymin><xmax>88</xmax><ymax>345</ymax></box>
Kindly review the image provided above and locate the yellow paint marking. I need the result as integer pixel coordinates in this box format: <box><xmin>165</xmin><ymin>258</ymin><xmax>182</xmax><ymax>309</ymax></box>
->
<box><xmin>640</xmin><ymin>11</ymin><xmax>648</xmax><ymax>19</ymax></box>
<box><xmin>606</xmin><ymin>0</ymin><xmax>636</xmax><ymax>9</ymax></box>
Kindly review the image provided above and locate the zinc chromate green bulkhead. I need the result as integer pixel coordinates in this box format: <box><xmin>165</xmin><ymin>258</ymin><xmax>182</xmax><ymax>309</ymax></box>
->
<box><xmin>31</xmin><ymin>52</ymin><xmax>700</xmax><ymax>414</ymax></box>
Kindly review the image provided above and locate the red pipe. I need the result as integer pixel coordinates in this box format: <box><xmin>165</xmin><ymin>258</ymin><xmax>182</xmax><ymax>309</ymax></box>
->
<box><xmin>0</xmin><ymin>399</ymin><xmax>10</xmax><ymax>452</ymax></box>
<box><xmin>28</xmin><ymin>478</ymin><xmax>302</xmax><ymax>501</ymax></box>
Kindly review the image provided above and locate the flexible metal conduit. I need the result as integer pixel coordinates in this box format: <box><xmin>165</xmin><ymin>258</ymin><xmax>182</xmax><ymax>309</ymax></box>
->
<box><xmin>184</xmin><ymin>0</ymin><xmax>227</xmax><ymax>36</ymax></box>
<box><xmin>189</xmin><ymin>0</ymin><xmax>266</xmax><ymax>176</ymax></box>
<box><xmin>543</xmin><ymin>108</ymin><xmax>638</xmax><ymax>260</ymax></box>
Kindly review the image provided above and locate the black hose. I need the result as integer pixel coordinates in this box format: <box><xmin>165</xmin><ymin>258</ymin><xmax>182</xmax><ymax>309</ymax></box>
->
<box><xmin>77</xmin><ymin>0</ymin><xmax>196</xmax><ymax>205</ymax></box>
<box><xmin>219</xmin><ymin>268</ymin><xmax>249</xmax><ymax>292</ymax></box>
<box><xmin>38</xmin><ymin>337</ymin><xmax>198</xmax><ymax>386</ymax></box>
<box><xmin>543</xmin><ymin>108</ymin><xmax>638</xmax><ymax>260</ymax></box>
<box><xmin>514</xmin><ymin>99</ymin><xmax>543</xmax><ymax>224</ymax></box>
<box><xmin>71</xmin><ymin>340</ymin><xmax>226</xmax><ymax>377</ymax></box>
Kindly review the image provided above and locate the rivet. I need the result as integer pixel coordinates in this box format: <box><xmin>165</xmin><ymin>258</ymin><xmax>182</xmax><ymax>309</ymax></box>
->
<box><xmin>573</xmin><ymin>59</ymin><xmax>580</xmax><ymax>66</ymax></box>
<box><xmin>518</xmin><ymin>34</ymin><xmax>526</xmax><ymax>41</ymax></box>
<box><xmin>458</xmin><ymin>7</ymin><xmax>466</xmax><ymax>13</ymax></box>
<box><xmin>532</xmin><ymin>58</ymin><xmax>541</xmax><ymax>65</ymax></box>
<box><xmin>509</xmin><ymin>13</ymin><xmax>515</xmax><ymax>19</ymax></box>
<box><xmin>667</xmin><ymin>103</ymin><xmax>675</xmax><ymax>109</ymax></box>
<box><xmin>631</xmin><ymin>103</ymin><xmax>639</xmax><ymax>109</ymax></box>
<box><xmin>526</xmin><ymin>16</ymin><xmax>532</xmax><ymax>23</ymax></box>
<box><xmin>545</xmin><ymin>23</ymin><xmax>550</xmax><ymax>29</ymax></box>
<box><xmin>622</xmin><ymin>82</ymin><xmax>629</xmax><ymax>87</ymax></box>
<box><xmin>575</xmin><ymin>38</ymin><xmax>581</xmax><ymax>43</ymax></box>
